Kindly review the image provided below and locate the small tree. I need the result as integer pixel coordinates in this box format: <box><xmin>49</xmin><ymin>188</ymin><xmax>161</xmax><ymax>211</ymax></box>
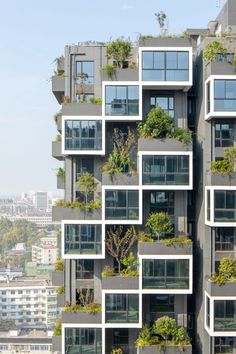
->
<box><xmin>138</xmin><ymin>107</ymin><xmax>173</xmax><ymax>139</ymax></box>
<box><xmin>224</xmin><ymin>147</ymin><xmax>236</xmax><ymax>171</ymax></box>
<box><xmin>106</xmin><ymin>226</ymin><xmax>137</xmax><ymax>273</ymax></box>
<box><xmin>152</xmin><ymin>316</ymin><xmax>176</xmax><ymax>343</ymax></box>
<box><xmin>146</xmin><ymin>212</ymin><xmax>173</xmax><ymax>240</ymax></box>
<box><xmin>77</xmin><ymin>72</ymin><xmax>88</xmax><ymax>101</ymax></box>
<box><xmin>106</xmin><ymin>38</ymin><xmax>132</xmax><ymax>68</ymax></box>
<box><xmin>155</xmin><ymin>11</ymin><xmax>167</xmax><ymax>36</ymax></box>
<box><xmin>203</xmin><ymin>41</ymin><xmax>227</xmax><ymax>62</ymax></box>
<box><xmin>76</xmin><ymin>172</ymin><xmax>98</xmax><ymax>206</ymax></box>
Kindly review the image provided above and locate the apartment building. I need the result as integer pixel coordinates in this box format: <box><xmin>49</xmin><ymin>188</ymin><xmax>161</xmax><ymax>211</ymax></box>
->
<box><xmin>51</xmin><ymin>1</ymin><xmax>236</xmax><ymax>353</ymax></box>
<box><xmin>32</xmin><ymin>234</ymin><xmax>59</xmax><ymax>265</ymax></box>
<box><xmin>0</xmin><ymin>278</ymin><xmax>57</xmax><ymax>329</ymax></box>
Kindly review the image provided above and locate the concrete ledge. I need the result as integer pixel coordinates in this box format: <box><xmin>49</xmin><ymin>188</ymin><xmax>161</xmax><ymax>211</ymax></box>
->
<box><xmin>52</xmin><ymin>141</ymin><xmax>63</xmax><ymax>161</ymax></box>
<box><xmin>211</xmin><ymin>173</ymin><xmax>236</xmax><ymax>186</ymax></box>
<box><xmin>102</xmin><ymin>276</ymin><xmax>139</xmax><ymax>290</ymax></box>
<box><xmin>138</xmin><ymin>139</ymin><xmax>192</xmax><ymax>152</ymax></box>
<box><xmin>102</xmin><ymin>68</ymin><xmax>139</xmax><ymax>81</ymax></box>
<box><xmin>138</xmin><ymin>345</ymin><xmax>192</xmax><ymax>354</ymax></box>
<box><xmin>52</xmin><ymin>271</ymin><xmax>64</xmax><ymax>286</ymax></box>
<box><xmin>62</xmin><ymin>103</ymin><xmax>102</xmax><ymax>116</ymax></box>
<box><xmin>206</xmin><ymin>280</ymin><xmax>236</xmax><ymax>296</ymax></box>
<box><xmin>57</xmin><ymin>175</ymin><xmax>65</xmax><ymax>189</ymax></box>
<box><xmin>138</xmin><ymin>37</ymin><xmax>192</xmax><ymax>47</ymax></box>
<box><xmin>52</xmin><ymin>336</ymin><xmax>62</xmax><ymax>352</ymax></box>
<box><xmin>52</xmin><ymin>76</ymin><xmax>65</xmax><ymax>104</ymax></box>
<box><xmin>138</xmin><ymin>242</ymin><xmax>193</xmax><ymax>255</ymax></box>
<box><xmin>102</xmin><ymin>173</ymin><xmax>139</xmax><ymax>185</ymax></box>
<box><xmin>52</xmin><ymin>206</ymin><xmax>102</xmax><ymax>221</ymax></box>
<box><xmin>62</xmin><ymin>311</ymin><xmax>101</xmax><ymax>324</ymax></box>
<box><xmin>57</xmin><ymin>294</ymin><xmax>64</xmax><ymax>307</ymax></box>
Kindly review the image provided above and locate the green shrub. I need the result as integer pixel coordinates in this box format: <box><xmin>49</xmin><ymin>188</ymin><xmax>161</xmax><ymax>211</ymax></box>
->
<box><xmin>203</xmin><ymin>41</ymin><xmax>227</xmax><ymax>61</ymax></box>
<box><xmin>146</xmin><ymin>212</ymin><xmax>173</xmax><ymax>239</ymax></box>
<box><xmin>56</xmin><ymin>168</ymin><xmax>65</xmax><ymax>177</ymax></box>
<box><xmin>53</xmin><ymin>319</ymin><xmax>62</xmax><ymax>336</ymax></box>
<box><xmin>89</xmin><ymin>97</ymin><xmax>102</xmax><ymax>104</ymax></box>
<box><xmin>172</xmin><ymin>127</ymin><xmax>192</xmax><ymax>144</ymax></box>
<box><xmin>102</xmin><ymin>64</ymin><xmax>115</xmax><ymax>79</ymax></box>
<box><xmin>54</xmin><ymin>199</ymin><xmax>101</xmax><ymax>210</ymax></box>
<box><xmin>64</xmin><ymin>303</ymin><xmax>101</xmax><ymax>314</ymax></box>
<box><xmin>210</xmin><ymin>258</ymin><xmax>236</xmax><ymax>285</ymax></box>
<box><xmin>111</xmin><ymin>349</ymin><xmax>123</xmax><ymax>354</ymax></box>
<box><xmin>138</xmin><ymin>107</ymin><xmax>173</xmax><ymax>139</ymax></box>
<box><xmin>54</xmin><ymin>258</ymin><xmax>64</xmax><ymax>272</ymax></box>
<box><xmin>135</xmin><ymin>325</ymin><xmax>152</xmax><ymax>347</ymax></box>
<box><xmin>103</xmin><ymin>148</ymin><xmax>130</xmax><ymax>175</ymax></box>
<box><xmin>56</xmin><ymin>286</ymin><xmax>64</xmax><ymax>295</ymax></box>
<box><xmin>138</xmin><ymin>231</ymin><xmax>154</xmax><ymax>243</ymax></box>
<box><xmin>211</xmin><ymin>159</ymin><xmax>233</xmax><ymax>174</ymax></box>
<box><xmin>161</xmin><ymin>235</ymin><xmax>192</xmax><ymax>247</ymax></box>
<box><xmin>106</xmin><ymin>38</ymin><xmax>132</xmax><ymax>68</ymax></box>
<box><xmin>102</xmin><ymin>265</ymin><xmax>115</xmax><ymax>277</ymax></box>
<box><xmin>120</xmin><ymin>252</ymin><xmax>139</xmax><ymax>276</ymax></box>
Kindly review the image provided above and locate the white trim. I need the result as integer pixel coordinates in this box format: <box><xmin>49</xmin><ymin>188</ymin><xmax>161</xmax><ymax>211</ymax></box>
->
<box><xmin>102</xmin><ymin>290</ymin><xmax>142</xmax><ymax>328</ymax></box>
<box><xmin>205</xmin><ymin>75</ymin><xmax>236</xmax><ymax>120</ymax></box>
<box><xmin>138</xmin><ymin>47</ymin><xmax>193</xmax><ymax>89</ymax></box>
<box><xmin>102</xmin><ymin>186</ymin><xmax>143</xmax><ymax>225</ymax></box>
<box><xmin>102</xmin><ymin>81</ymin><xmax>142</xmax><ymax>121</ymax></box>
<box><xmin>61</xmin><ymin>220</ymin><xmax>105</xmax><ymax>259</ymax></box>
<box><xmin>139</xmin><ymin>255</ymin><xmax>192</xmax><ymax>294</ymax></box>
<box><xmin>138</xmin><ymin>151</ymin><xmax>193</xmax><ymax>190</ymax></box>
<box><xmin>62</xmin><ymin>325</ymin><xmax>105</xmax><ymax>354</ymax></box>
<box><xmin>61</xmin><ymin>116</ymin><xmax>105</xmax><ymax>155</ymax></box>
<box><xmin>205</xmin><ymin>187</ymin><xmax>236</xmax><ymax>227</ymax></box>
<box><xmin>204</xmin><ymin>291</ymin><xmax>236</xmax><ymax>337</ymax></box>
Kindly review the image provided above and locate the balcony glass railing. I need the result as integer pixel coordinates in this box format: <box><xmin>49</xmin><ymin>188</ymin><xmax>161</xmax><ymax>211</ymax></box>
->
<box><xmin>105</xmin><ymin>294</ymin><xmax>139</xmax><ymax>323</ymax></box>
<box><xmin>142</xmin><ymin>155</ymin><xmax>189</xmax><ymax>185</ymax></box>
<box><xmin>142</xmin><ymin>259</ymin><xmax>189</xmax><ymax>289</ymax></box>
<box><xmin>65</xmin><ymin>328</ymin><xmax>102</xmax><ymax>354</ymax></box>
<box><xmin>64</xmin><ymin>224</ymin><xmax>102</xmax><ymax>255</ymax></box>
<box><xmin>65</xmin><ymin>120</ymin><xmax>102</xmax><ymax>150</ymax></box>
<box><xmin>105</xmin><ymin>190</ymin><xmax>139</xmax><ymax>220</ymax></box>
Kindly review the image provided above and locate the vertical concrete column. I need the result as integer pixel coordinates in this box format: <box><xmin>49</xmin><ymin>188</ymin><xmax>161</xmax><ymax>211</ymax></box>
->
<box><xmin>65</xmin><ymin>157</ymin><xmax>73</xmax><ymax>202</ymax></box>
<box><xmin>175</xmin><ymin>191</ymin><xmax>187</xmax><ymax>234</ymax></box>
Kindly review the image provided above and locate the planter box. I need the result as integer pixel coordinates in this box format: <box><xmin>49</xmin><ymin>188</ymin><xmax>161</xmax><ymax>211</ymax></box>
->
<box><xmin>138</xmin><ymin>242</ymin><xmax>193</xmax><ymax>255</ymax></box>
<box><xmin>52</xmin><ymin>271</ymin><xmax>64</xmax><ymax>286</ymax></box>
<box><xmin>56</xmin><ymin>114</ymin><xmax>62</xmax><ymax>132</ymax></box>
<box><xmin>102</xmin><ymin>173</ymin><xmax>139</xmax><ymax>186</ymax></box>
<box><xmin>62</xmin><ymin>102</ymin><xmax>102</xmax><ymax>116</ymax></box>
<box><xmin>138</xmin><ymin>139</ymin><xmax>192</xmax><ymax>152</ymax></box>
<box><xmin>138</xmin><ymin>37</ymin><xmax>191</xmax><ymax>48</ymax></box>
<box><xmin>52</xmin><ymin>336</ymin><xmax>62</xmax><ymax>352</ymax></box>
<box><xmin>57</xmin><ymin>175</ymin><xmax>65</xmax><ymax>189</ymax></box>
<box><xmin>52</xmin><ymin>206</ymin><xmax>102</xmax><ymax>222</ymax></box>
<box><xmin>102</xmin><ymin>276</ymin><xmax>139</xmax><ymax>290</ymax></box>
<box><xmin>52</xmin><ymin>141</ymin><xmax>63</xmax><ymax>161</ymax></box>
<box><xmin>62</xmin><ymin>310</ymin><xmax>101</xmax><ymax>324</ymax></box>
<box><xmin>138</xmin><ymin>345</ymin><xmax>192</xmax><ymax>354</ymax></box>
<box><xmin>206</xmin><ymin>280</ymin><xmax>236</xmax><ymax>296</ymax></box>
<box><xmin>211</xmin><ymin>173</ymin><xmax>236</xmax><ymax>186</ymax></box>
<box><xmin>52</xmin><ymin>76</ymin><xmax>65</xmax><ymax>104</ymax></box>
<box><xmin>102</xmin><ymin>68</ymin><xmax>139</xmax><ymax>81</ymax></box>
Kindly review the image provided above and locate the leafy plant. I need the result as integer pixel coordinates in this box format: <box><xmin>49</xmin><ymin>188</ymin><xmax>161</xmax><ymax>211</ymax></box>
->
<box><xmin>54</xmin><ymin>199</ymin><xmax>101</xmax><ymax>210</ymax></box>
<box><xmin>172</xmin><ymin>127</ymin><xmax>192</xmax><ymax>144</ymax></box>
<box><xmin>76</xmin><ymin>173</ymin><xmax>98</xmax><ymax>206</ymax></box>
<box><xmin>56</xmin><ymin>286</ymin><xmax>64</xmax><ymax>295</ymax></box>
<box><xmin>102</xmin><ymin>265</ymin><xmax>115</xmax><ymax>277</ymax></box>
<box><xmin>203</xmin><ymin>41</ymin><xmax>227</xmax><ymax>61</ymax></box>
<box><xmin>111</xmin><ymin>349</ymin><xmax>123</xmax><ymax>354</ymax></box>
<box><xmin>64</xmin><ymin>303</ymin><xmax>101</xmax><ymax>314</ymax></box>
<box><xmin>135</xmin><ymin>325</ymin><xmax>152</xmax><ymax>347</ymax></box>
<box><xmin>54</xmin><ymin>258</ymin><xmax>64</xmax><ymax>272</ymax></box>
<box><xmin>146</xmin><ymin>212</ymin><xmax>173</xmax><ymax>240</ymax></box>
<box><xmin>53</xmin><ymin>319</ymin><xmax>62</xmax><ymax>336</ymax></box>
<box><xmin>106</xmin><ymin>38</ymin><xmax>132</xmax><ymax>68</ymax></box>
<box><xmin>138</xmin><ymin>107</ymin><xmax>173</xmax><ymax>139</ymax></box>
<box><xmin>102</xmin><ymin>64</ymin><xmax>116</xmax><ymax>79</ymax></box>
<box><xmin>155</xmin><ymin>11</ymin><xmax>167</xmax><ymax>35</ymax></box>
<box><xmin>89</xmin><ymin>97</ymin><xmax>102</xmax><ymax>104</ymax></box>
<box><xmin>138</xmin><ymin>231</ymin><xmax>154</xmax><ymax>243</ymax></box>
<box><xmin>211</xmin><ymin>147</ymin><xmax>236</xmax><ymax>174</ymax></box>
<box><xmin>120</xmin><ymin>252</ymin><xmax>139</xmax><ymax>276</ymax></box>
<box><xmin>56</xmin><ymin>168</ymin><xmax>65</xmax><ymax>177</ymax></box>
<box><xmin>54</xmin><ymin>111</ymin><xmax>62</xmax><ymax>124</ymax></box>
<box><xmin>106</xmin><ymin>226</ymin><xmax>137</xmax><ymax>273</ymax></box>
<box><xmin>210</xmin><ymin>258</ymin><xmax>236</xmax><ymax>285</ymax></box>
<box><xmin>161</xmin><ymin>235</ymin><xmax>192</xmax><ymax>247</ymax></box>
<box><xmin>153</xmin><ymin>316</ymin><xmax>177</xmax><ymax>343</ymax></box>
<box><xmin>103</xmin><ymin>148</ymin><xmax>130</xmax><ymax>175</ymax></box>
<box><xmin>224</xmin><ymin>147</ymin><xmax>236</xmax><ymax>170</ymax></box>
<box><xmin>55</xmin><ymin>134</ymin><xmax>62</xmax><ymax>142</ymax></box>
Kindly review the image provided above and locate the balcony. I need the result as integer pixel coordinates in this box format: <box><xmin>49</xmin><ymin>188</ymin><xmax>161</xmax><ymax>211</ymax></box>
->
<box><xmin>52</xmin><ymin>206</ymin><xmax>102</xmax><ymax>222</ymax></box>
<box><xmin>57</xmin><ymin>175</ymin><xmax>65</xmax><ymax>189</ymax></box>
<box><xmin>52</xmin><ymin>141</ymin><xmax>63</xmax><ymax>160</ymax></box>
<box><xmin>141</xmin><ymin>258</ymin><xmax>191</xmax><ymax>293</ymax></box>
<box><xmin>104</xmin><ymin>189</ymin><xmax>140</xmax><ymax>223</ymax></box>
<box><xmin>52</xmin><ymin>271</ymin><xmax>64</xmax><ymax>286</ymax></box>
<box><xmin>105</xmin><ymin>293</ymin><xmax>139</xmax><ymax>325</ymax></box>
<box><xmin>102</xmin><ymin>276</ymin><xmax>139</xmax><ymax>290</ymax></box>
<box><xmin>62</xmin><ymin>102</ymin><xmax>102</xmax><ymax>116</ymax></box>
<box><xmin>205</xmin><ymin>76</ymin><xmax>236</xmax><ymax>120</ymax></box>
<box><xmin>138</xmin><ymin>242</ymin><xmax>193</xmax><ymax>256</ymax></box>
<box><xmin>138</xmin><ymin>346</ymin><xmax>192</xmax><ymax>354</ymax></box>
<box><xmin>62</xmin><ymin>222</ymin><xmax>104</xmax><ymax>259</ymax></box>
<box><xmin>138</xmin><ymin>138</ymin><xmax>192</xmax><ymax>152</ymax></box>
<box><xmin>102</xmin><ymin>173</ymin><xmax>139</xmax><ymax>186</ymax></box>
<box><xmin>62</xmin><ymin>310</ymin><xmax>101</xmax><ymax>324</ymax></box>
<box><xmin>140</xmin><ymin>154</ymin><xmax>192</xmax><ymax>189</ymax></box>
<box><xmin>139</xmin><ymin>47</ymin><xmax>192</xmax><ymax>90</ymax></box>
<box><xmin>52</xmin><ymin>75</ymin><xmax>65</xmax><ymax>104</ymax></box>
<box><xmin>102</xmin><ymin>68</ymin><xmax>139</xmax><ymax>81</ymax></box>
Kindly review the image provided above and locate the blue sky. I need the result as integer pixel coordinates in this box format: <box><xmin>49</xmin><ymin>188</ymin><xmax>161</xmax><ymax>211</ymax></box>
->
<box><xmin>0</xmin><ymin>0</ymin><xmax>225</xmax><ymax>195</ymax></box>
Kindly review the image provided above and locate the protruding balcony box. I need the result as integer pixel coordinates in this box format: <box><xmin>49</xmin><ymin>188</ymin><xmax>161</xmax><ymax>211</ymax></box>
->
<box><xmin>57</xmin><ymin>294</ymin><xmax>64</xmax><ymax>307</ymax></box>
<box><xmin>102</xmin><ymin>68</ymin><xmax>139</xmax><ymax>81</ymax></box>
<box><xmin>138</xmin><ymin>37</ymin><xmax>191</xmax><ymax>48</ymax></box>
<box><xmin>211</xmin><ymin>173</ymin><xmax>236</xmax><ymax>186</ymax></box>
<box><xmin>52</xmin><ymin>206</ymin><xmax>102</xmax><ymax>222</ymax></box>
<box><xmin>52</xmin><ymin>76</ymin><xmax>65</xmax><ymax>104</ymax></box>
<box><xmin>52</xmin><ymin>336</ymin><xmax>61</xmax><ymax>352</ymax></box>
<box><xmin>137</xmin><ymin>345</ymin><xmax>192</xmax><ymax>354</ymax></box>
<box><xmin>205</xmin><ymin>60</ymin><xmax>235</xmax><ymax>80</ymax></box>
<box><xmin>138</xmin><ymin>242</ymin><xmax>193</xmax><ymax>256</ymax></box>
<box><xmin>206</xmin><ymin>280</ymin><xmax>236</xmax><ymax>296</ymax></box>
<box><xmin>62</xmin><ymin>102</ymin><xmax>102</xmax><ymax>116</ymax></box>
<box><xmin>102</xmin><ymin>276</ymin><xmax>139</xmax><ymax>290</ymax></box>
<box><xmin>138</xmin><ymin>139</ymin><xmax>192</xmax><ymax>152</ymax></box>
<box><xmin>62</xmin><ymin>310</ymin><xmax>101</xmax><ymax>324</ymax></box>
<box><xmin>102</xmin><ymin>173</ymin><xmax>139</xmax><ymax>186</ymax></box>
<box><xmin>52</xmin><ymin>271</ymin><xmax>64</xmax><ymax>286</ymax></box>
<box><xmin>52</xmin><ymin>141</ymin><xmax>63</xmax><ymax>160</ymax></box>
<box><xmin>56</xmin><ymin>114</ymin><xmax>62</xmax><ymax>132</ymax></box>
<box><xmin>57</xmin><ymin>175</ymin><xmax>65</xmax><ymax>189</ymax></box>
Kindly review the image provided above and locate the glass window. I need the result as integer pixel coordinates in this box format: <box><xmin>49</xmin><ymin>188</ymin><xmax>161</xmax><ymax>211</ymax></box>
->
<box><xmin>214</xmin><ymin>80</ymin><xmax>236</xmax><ymax>111</ymax></box>
<box><xmin>105</xmin><ymin>190</ymin><xmax>139</xmax><ymax>220</ymax></box>
<box><xmin>76</xmin><ymin>61</ymin><xmax>94</xmax><ymax>84</ymax></box>
<box><xmin>215</xmin><ymin>227</ymin><xmax>234</xmax><ymax>251</ymax></box>
<box><xmin>65</xmin><ymin>120</ymin><xmax>102</xmax><ymax>151</ymax></box>
<box><xmin>149</xmin><ymin>191</ymin><xmax>174</xmax><ymax>216</ymax></box>
<box><xmin>64</xmin><ymin>224</ymin><xmax>102</xmax><ymax>255</ymax></box>
<box><xmin>76</xmin><ymin>260</ymin><xmax>94</xmax><ymax>279</ymax></box>
<box><xmin>105</xmin><ymin>85</ymin><xmax>139</xmax><ymax>116</ymax></box>
<box><xmin>215</xmin><ymin>122</ymin><xmax>234</xmax><ymax>147</ymax></box>
<box><xmin>214</xmin><ymin>300</ymin><xmax>236</xmax><ymax>331</ymax></box>
<box><xmin>150</xmin><ymin>96</ymin><xmax>174</xmax><ymax>118</ymax></box>
<box><xmin>65</xmin><ymin>328</ymin><xmax>102</xmax><ymax>354</ymax></box>
<box><xmin>142</xmin><ymin>51</ymin><xmax>189</xmax><ymax>81</ymax></box>
<box><xmin>105</xmin><ymin>294</ymin><xmax>139</xmax><ymax>323</ymax></box>
<box><xmin>215</xmin><ymin>337</ymin><xmax>234</xmax><ymax>354</ymax></box>
<box><xmin>214</xmin><ymin>191</ymin><xmax>236</xmax><ymax>222</ymax></box>
<box><xmin>150</xmin><ymin>294</ymin><xmax>174</xmax><ymax>313</ymax></box>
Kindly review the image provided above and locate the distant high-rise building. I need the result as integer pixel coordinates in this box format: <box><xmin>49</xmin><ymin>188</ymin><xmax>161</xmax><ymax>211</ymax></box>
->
<box><xmin>33</xmin><ymin>192</ymin><xmax>48</xmax><ymax>211</ymax></box>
